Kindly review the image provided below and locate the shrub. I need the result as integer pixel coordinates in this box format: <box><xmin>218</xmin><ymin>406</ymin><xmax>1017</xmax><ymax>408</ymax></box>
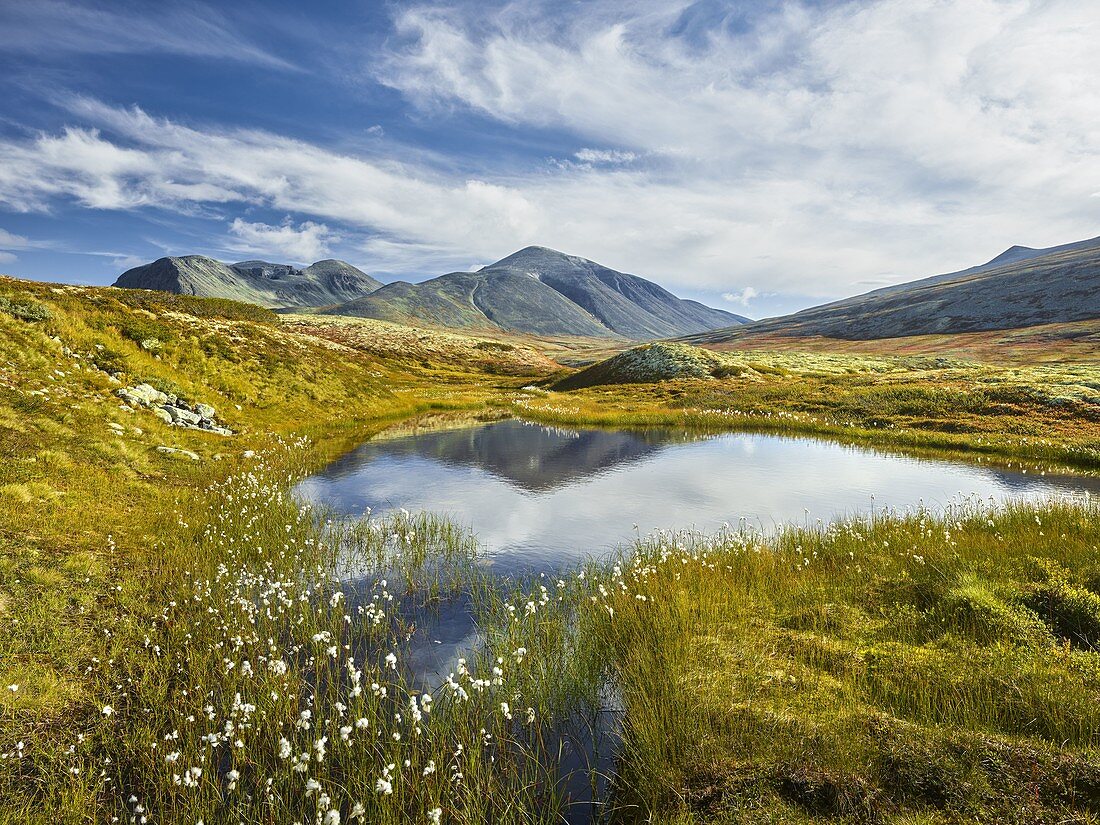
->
<box><xmin>90</xmin><ymin>346</ymin><xmax>127</xmax><ymax>375</ymax></box>
<box><xmin>116</xmin><ymin>316</ymin><xmax>174</xmax><ymax>350</ymax></box>
<box><xmin>0</xmin><ymin>295</ymin><xmax>52</xmax><ymax>323</ymax></box>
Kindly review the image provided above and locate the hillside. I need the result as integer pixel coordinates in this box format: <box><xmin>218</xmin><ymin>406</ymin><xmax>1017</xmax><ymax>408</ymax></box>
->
<box><xmin>325</xmin><ymin>246</ymin><xmax>747</xmax><ymax>339</ymax></box>
<box><xmin>685</xmin><ymin>235</ymin><xmax>1100</xmax><ymax>344</ymax></box>
<box><xmin>114</xmin><ymin>255</ymin><xmax>382</xmax><ymax>309</ymax></box>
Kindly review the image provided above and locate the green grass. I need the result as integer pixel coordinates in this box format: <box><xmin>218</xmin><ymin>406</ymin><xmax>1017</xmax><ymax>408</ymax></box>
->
<box><xmin>515</xmin><ymin>351</ymin><xmax>1100</xmax><ymax>472</ymax></box>
<box><xmin>4</xmin><ymin>273</ymin><xmax>1100</xmax><ymax>822</ymax></box>
<box><xmin>531</xmin><ymin>499</ymin><xmax>1100</xmax><ymax>823</ymax></box>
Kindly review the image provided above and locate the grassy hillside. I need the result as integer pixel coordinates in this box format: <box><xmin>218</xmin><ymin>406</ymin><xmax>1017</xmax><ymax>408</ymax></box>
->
<box><xmin>685</xmin><ymin>238</ymin><xmax>1100</xmax><ymax>343</ymax></box>
<box><xmin>697</xmin><ymin>318</ymin><xmax>1100</xmax><ymax>366</ymax></box>
<box><xmin>284</xmin><ymin>313</ymin><xmax>563</xmax><ymax>377</ymax></box>
<box><xmin>0</xmin><ymin>275</ymin><xmax>527</xmax><ymax>820</ymax></box>
<box><xmin>4</xmin><ymin>272</ymin><xmax>1100</xmax><ymax>823</ymax></box>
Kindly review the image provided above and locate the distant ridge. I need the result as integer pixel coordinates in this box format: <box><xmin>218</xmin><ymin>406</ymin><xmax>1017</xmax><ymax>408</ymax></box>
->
<box><xmin>685</xmin><ymin>235</ymin><xmax>1100</xmax><ymax>344</ymax></box>
<box><xmin>114</xmin><ymin>256</ymin><xmax>382</xmax><ymax>309</ymax></box>
<box><xmin>324</xmin><ymin>246</ymin><xmax>748</xmax><ymax>339</ymax></box>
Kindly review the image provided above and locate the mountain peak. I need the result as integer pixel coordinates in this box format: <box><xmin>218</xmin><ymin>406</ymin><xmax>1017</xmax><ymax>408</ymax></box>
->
<box><xmin>328</xmin><ymin>246</ymin><xmax>746</xmax><ymax>339</ymax></box>
<box><xmin>483</xmin><ymin>245</ymin><xmax>577</xmax><ymax>270</ymax></box>
<box><xmin>114</xmin><ymin>256</ymin><xmax>381</xmax><ymax>308</ymax></box>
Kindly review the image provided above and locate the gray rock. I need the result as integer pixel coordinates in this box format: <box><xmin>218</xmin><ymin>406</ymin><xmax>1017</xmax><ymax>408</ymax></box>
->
<box><xmin>151</xmin><ymin>407</ymin><xmax>173</xmax><ymax>424</ymax></box>
<box><xmin>195</xmin><ymin>403</ymin><xmax>216</xmax><ymax>420</ymax></box>
<box><xmin>163</xmin><ymin>405</ymin><xmax>202</xmax><ymax>426</ymax></box>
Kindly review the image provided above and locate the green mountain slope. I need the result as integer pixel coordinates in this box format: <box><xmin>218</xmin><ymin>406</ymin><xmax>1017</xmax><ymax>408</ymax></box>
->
<box><xmin>113</xmin><ymin>256</ymin><xmax>382</xmax><ymax>309</ymax></box>
<box><xmin>686</xmin><ymin>235</ymin><xmax>1100</xmax><ymax>344</ymax></box>
<box><xmin>326</xmin><ymin>246</ymin><xmax>748</xmax><ymax>339</ymax></box>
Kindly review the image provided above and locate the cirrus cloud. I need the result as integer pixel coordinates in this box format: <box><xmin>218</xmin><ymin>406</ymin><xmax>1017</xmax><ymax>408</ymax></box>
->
<box><xmin>0</xmin><ymin>0</ymin><xmax>1098</xmax><ymax>311</ymax></box>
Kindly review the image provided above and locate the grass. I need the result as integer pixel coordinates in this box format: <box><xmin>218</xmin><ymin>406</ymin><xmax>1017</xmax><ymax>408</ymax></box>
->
<box><xmin>514</xmin><ymin>346</ymin><xmax>1100</xmax><ymax>472</ymax></box>
<box><xmin>540</xmin><ymin>499</ymin><xmax>1100</xmax><ymax>823</ymax></box>
<box><xmin>3</xmin><ymin>272</ymin><xmax>1100</xmax><ymax>822</ymax></box>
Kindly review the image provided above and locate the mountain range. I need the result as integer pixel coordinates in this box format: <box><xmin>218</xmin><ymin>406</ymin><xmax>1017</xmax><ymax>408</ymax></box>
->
<box><xmin>113</xmin><ymin>247</ymin><xmax>748</xmax><ymax>339</ymax></box>
<box><xmin>114</xmin><ymin>256</ymin><xmax>383</xmax><ymax>309</ymax></box>
<box><xmin>324</xmin><ymin>246</ymin><xmax>748</xmax><ymax>339</ymax></box>
<box><xmin>112</xmin><ymin>234</ymin><xmax>1100</xmax><ymax>346</ymax></box>
<box><xmin>684</xmin><ymin>235</ymin><xmax>1100</xmax><ymax>345</ymax></box>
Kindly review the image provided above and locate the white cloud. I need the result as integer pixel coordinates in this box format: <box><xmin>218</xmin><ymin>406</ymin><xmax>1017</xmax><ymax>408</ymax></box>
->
<box><xmin>0</xmin><ymin>0</ymin><xmax>294</xmax><ymax>69</ymax></box>
<box><xmin>372</xmin><ymin>0</ymin><xmax>1100</xmax><ymax>297</ymax></box>
<box><xmin>0</xmin><ymin>252</ymin><xmax>16</xmax><ymax>266</ymax></box>
<box><xmin>1</xmin><ymin>0</ymin><xmax>1099</xmax><ymax>309</ymax></box>
<box><xmin>227</xmin><ymin>219</ymin><xmax>336</xmax><ymax>263</ymax></box>
<box><xmin>722</xmin><ymin>287</ymin><xmax>758</xmax><ymax>308</ymax></box>
<box><xmin>0</xmin><ymin>229</ymin><xmax>30</xmax><ymax>249</ymax></box>
<box><xmin>574</xmin><ymin>148</ymin><xmax>637</xmax><ymax>165</ymax></box>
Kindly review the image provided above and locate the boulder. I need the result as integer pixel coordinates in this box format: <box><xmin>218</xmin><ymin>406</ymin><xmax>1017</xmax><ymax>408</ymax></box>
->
<box><xmin>163</xmin><ymin>405</ymin><xmax>202</xmax><ymax>426</ymax></box>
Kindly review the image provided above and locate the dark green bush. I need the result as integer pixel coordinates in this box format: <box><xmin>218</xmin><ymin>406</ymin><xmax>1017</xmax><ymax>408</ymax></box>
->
<box><xmin>0</xmin><ymin>295</ymin><xmax>52</xmax><ymax>323</ymax></box>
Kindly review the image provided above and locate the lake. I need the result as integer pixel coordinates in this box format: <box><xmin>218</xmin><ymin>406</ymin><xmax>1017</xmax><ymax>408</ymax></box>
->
<box><xmin>295</xmin><ymin>418</ymin><xmax>1095</xmax><ymax>575</ymax></box>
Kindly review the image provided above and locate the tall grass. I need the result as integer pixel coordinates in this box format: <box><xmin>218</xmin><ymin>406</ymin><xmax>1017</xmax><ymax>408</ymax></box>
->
<box><xmin>548</xmin><ymin>498</ymin><xmax>1100</xmax><ymax>822</ymax></box>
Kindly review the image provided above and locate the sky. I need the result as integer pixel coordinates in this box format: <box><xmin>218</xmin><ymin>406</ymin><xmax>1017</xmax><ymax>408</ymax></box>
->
<box><xmin>0</xmin><ymin>0</ymin><xmax>1097</xmax><ymax>318</ymax></box>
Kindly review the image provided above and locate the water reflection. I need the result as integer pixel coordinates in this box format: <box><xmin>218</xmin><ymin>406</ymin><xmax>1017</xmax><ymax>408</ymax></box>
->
<box><xmin>296</xmin><ymin>419</ymin><xmax>1094</xmax><ymax>574</ymax></box>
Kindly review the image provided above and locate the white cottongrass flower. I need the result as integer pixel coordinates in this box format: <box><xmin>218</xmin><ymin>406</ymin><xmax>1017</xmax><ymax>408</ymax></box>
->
<box><xmin>428</xmin><ymin>807</ymin><xmax>443</xmax><ymax>824</ymax></box>
<box><xmin>101</xmin><ymin>705</ymin><xmax>114</xmax><ymax>717</ymax></box>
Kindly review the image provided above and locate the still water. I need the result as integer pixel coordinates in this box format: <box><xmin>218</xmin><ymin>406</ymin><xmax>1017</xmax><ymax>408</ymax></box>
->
<box><xmin>295</xmin><ymin>417</ymin><xmax>1094</xmax><ymax>820</ymax></box>
<box><xmin>295</xmin><ymin>418</ymin><xmax>1094</xmax><ymax>573</ymax></box>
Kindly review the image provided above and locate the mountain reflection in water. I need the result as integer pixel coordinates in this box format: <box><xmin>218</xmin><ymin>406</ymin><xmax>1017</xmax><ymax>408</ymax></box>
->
<box><xmin>295</xmin><ymin>419</ymin><xmax>1095</xmax><ymax>573</ymax></box>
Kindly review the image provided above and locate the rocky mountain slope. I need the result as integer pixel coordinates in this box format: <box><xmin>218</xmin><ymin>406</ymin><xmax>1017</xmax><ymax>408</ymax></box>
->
<box><xmin>324</xmin><ymin>246</ymin><xmax>748</xmax><ymax>339</ymax></box>
<box><xmin>686</xmin><ymin>236</ymin><xmax>1100</xmax><ymax>345</ymax></box>
<box><xmin>114</xmin><ymin>256</ymin><xmax>382</xmax><ymax>309</ymax></box>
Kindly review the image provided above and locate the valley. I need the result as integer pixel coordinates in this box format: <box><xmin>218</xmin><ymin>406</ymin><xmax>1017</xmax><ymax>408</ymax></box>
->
<box><xmin>1</xmin><ymin>232</ymin><xmax>1099</xmax><ymax>824</ymax></box>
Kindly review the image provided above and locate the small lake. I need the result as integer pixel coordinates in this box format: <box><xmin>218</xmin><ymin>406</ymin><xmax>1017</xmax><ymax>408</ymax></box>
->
<box><xmin>295</xmin><ymin>417</ymin><xmax>1096</xmax><ymax>819</ymax></box>
<box><xmin>295</xmin><ymin>418</ymin><xmax>1095</xmax><ymax>574</ymax></box>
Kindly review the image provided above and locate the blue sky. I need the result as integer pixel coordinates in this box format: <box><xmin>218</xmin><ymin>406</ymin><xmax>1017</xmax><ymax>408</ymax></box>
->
<box><xmin>0</xmin><ymin>0</ymin><xmax>1097</xmax><ymax>318</ymax></box>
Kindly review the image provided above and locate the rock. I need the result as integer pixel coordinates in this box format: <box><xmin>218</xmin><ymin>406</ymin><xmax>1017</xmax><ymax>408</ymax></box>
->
<box><xmin>133</xmin><ymin>383</ymin><xmax>168</xmax><ymax>405</ymax></box>
<box><xmin>163</xmin><ymin>405</ymin><xmax>201</xmax><ymax>426</ymax></box>
<box><xmin>156</xmin><ymin>446</ymin><xmax>200</xmax><ymax>461</ymax></box>
<box><xmin>115</xmin><ymin>384</ymin><xmax>233</xmax><ymax>435</ymax></box>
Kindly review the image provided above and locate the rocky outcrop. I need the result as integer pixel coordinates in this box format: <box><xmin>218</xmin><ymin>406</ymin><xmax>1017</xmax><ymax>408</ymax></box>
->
<box><xmin>116</xmin><ymin>383</ymin><xmax>232</xmax><ymax>435</ymax></box>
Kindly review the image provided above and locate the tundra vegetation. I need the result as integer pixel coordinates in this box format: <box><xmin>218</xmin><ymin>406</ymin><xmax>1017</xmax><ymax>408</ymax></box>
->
<box><xmin>1</xmin><ymin>274</ymin><xmax>1099</xmax><ymax>823</ymax></box>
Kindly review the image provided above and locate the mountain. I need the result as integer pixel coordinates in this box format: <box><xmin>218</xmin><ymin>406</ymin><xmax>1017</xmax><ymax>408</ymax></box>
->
<box><xmin>323</xmin><ymin>246</ymin><xmax>748</xmax><ymax>339</ymax></box>
<box><xmin>114</xmin><ymin>256</ymin><xmax>382</xmax><ymax>309</ymax></box>
<box><xmin>685</xmin><ymin>235</ymin><xmax>1100</xmax><ymax>344</ymax></box>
